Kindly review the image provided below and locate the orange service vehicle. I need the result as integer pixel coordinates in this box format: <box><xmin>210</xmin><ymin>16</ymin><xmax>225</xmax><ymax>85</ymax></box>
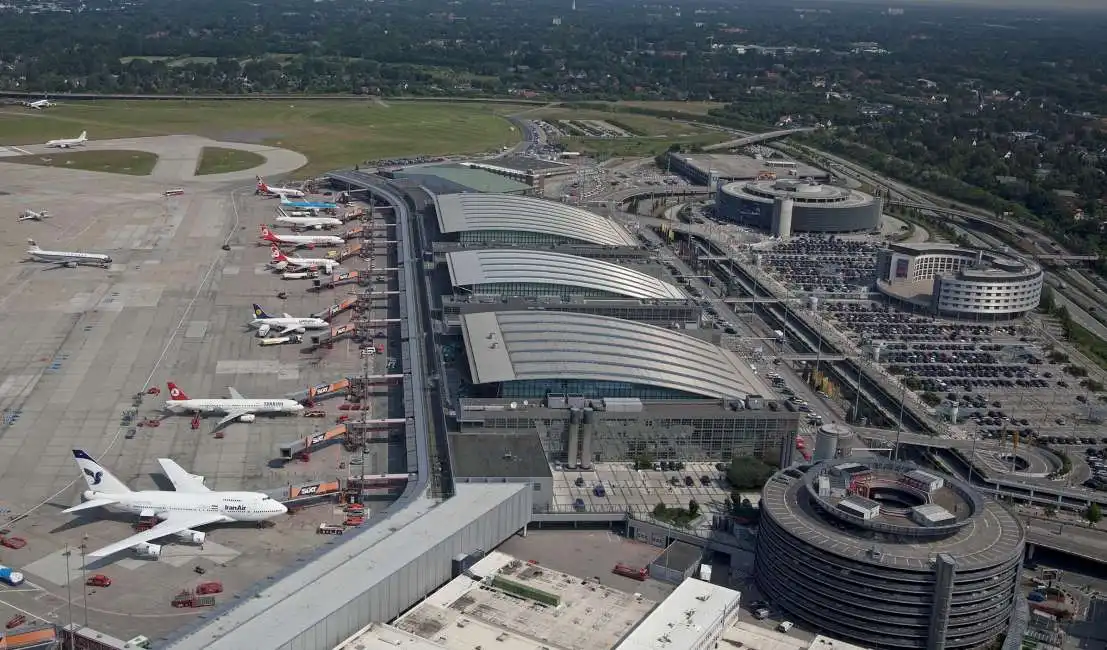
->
<box><xmin>86</xmin><ymin>574</ymin><xmax>112</xmax><ymax>588</ymax></box>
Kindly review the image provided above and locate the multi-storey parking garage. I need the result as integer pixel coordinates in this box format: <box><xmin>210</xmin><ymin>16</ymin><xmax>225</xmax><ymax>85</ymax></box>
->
<box><xmin>876</xmin><ymin>243</ymin><xmax>1044</xmax><ymax>319</ymax></box>
<box><xmin>755</xmin><ymin>458</ymin><xmax>1024</xmax><ymax>650</ymax></box>
<box><xmin>717</xmin><ymin>178</ymin><xmax>882</xmax><ymax>233</ymax></box>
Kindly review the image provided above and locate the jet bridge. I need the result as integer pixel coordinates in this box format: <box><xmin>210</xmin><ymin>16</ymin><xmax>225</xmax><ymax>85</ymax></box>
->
<box><xmin>307</xmin><ymin>323</ymin><xmax>359</xmax><ymax>350</ymax></box>
<box><xmin>312</xmin><ymin>297</ymin><xmax>358</xmax><ymax>321</ymax></box>
<box><xmin>277</xmin><ymin>419</ymin><xmax>408</xmax><ymax>460</ymax></box>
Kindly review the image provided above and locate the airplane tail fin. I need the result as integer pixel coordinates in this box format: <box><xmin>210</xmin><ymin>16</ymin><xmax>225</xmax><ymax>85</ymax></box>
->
<box><xmin>252</xmin><ymin>303</ymin><xmax>271</xmax><ymax>319</ymax></box>
<box><xmin>78</xmin><ymin>131</ymin><xmax>87</xmax><ymax>141</ymax></box>
<box><xmin>259</xmin><ymin>225</ymin><xmax>277</xmax><ymax>241</ymax></box>
<box><xmin>72</xmin><ymin>450</ymin><xmax>131</xmax><ymax>493</ymax></box>
<box><xmin>167</xmin><ymin>382</ymin><xmax>190</xmax><ymax>401</ymax></box>
<box><xmin>26</xmin><ymin>239</ymin><xmax>40</xmax><ymax>251</ymax></box>
<box><xmin>270</xmin><ymin>244</ymin><xmax>288</xmax><ymax>263</ymax></box>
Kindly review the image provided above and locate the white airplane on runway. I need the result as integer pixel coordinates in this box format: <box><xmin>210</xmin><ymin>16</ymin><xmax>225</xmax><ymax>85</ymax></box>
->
<box><xmin>63</xmin><ymin>450</ymin><xmax>287</xmax><ymax>559</ymax></box>
<box><xmin>45</xmin><ymin>131</ymin><xmax>87</xmax><ymax>148</ymax></box>
<box><xmin>18</xmin><ymin>210</ymin><xmax>50</xmax><ymax>222</ymax></box>
<box><xmin>259</xmin><ymin>226</ymin><xmax>343</xmax><ymax>248</ymax></box>
<box><xmin>256</xmin><ymin>176</ymin><xmax>305</xmax><ymax>199</ymax></box>
<box><xmin>25</xmin><ymin>99</ymin><xmax>56</xmax><ymax>110</ymax></box>
<box><xmin>164</xmin><ymin>381</ymin><xmax>304</xmax><ymax>428</ymax></box>
<box><xmin>275</xmin><ymin>213</ymin><xmax>343</xmax><ymax>230</ymax></box>
<box><xmin>249</xmin><ymin>303</ymin><xmax>329</xmax><ymax>337</ymax></box>
<box><xmin>269</xmin><ymin>244</ymin><xmax>340</xmax><ymax>274</ymax></box>
<box><xmin>26</xmin><ymin>239</ymin><xmax>111</xmax><ymax>268</ymax></box>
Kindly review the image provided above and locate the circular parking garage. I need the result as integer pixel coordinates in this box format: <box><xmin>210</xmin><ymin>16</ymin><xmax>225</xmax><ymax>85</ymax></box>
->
<box><xmin>756</xmin><ymin>458</ymin><xmax>1024</xmax><ymax>650</ymax></box>
<box><xmin>718</xmin><ymin>179</ymin><xmax>882</xmax><ymax>233</ymax></box>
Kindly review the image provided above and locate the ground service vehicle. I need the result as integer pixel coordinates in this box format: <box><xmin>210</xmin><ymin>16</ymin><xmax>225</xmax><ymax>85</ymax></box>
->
<box><xmin>196</xmin><ymin>581</ymin><xmax>223</xmax><ymax>595</ymax></box>
<box><xmin>612</xmin><ymin>564</ymin><xmax>648</xmax><ymax>581</ymax></box>
<box><xmin>0</xmin><ymin>565</ymin><xmax>25</xmax><ymax>586</ymax></box>
<box><xmin>86</xmin><ymin>574</ymin><xmax>112</xmax><ymax>587</ymax></box>
<box><xmin>318</xmin><ymin>523</ymin><xmax>345</xmax><ymax>535</ymax></box>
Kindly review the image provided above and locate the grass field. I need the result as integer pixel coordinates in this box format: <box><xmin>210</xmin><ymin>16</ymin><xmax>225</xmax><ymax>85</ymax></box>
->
<box><xmin>0</xmin><ymin>150</ymin><xmax>158</xmax><ymax>175</ymax></box>
<box><xmin>610</xmin><ymin>100</ymin><xmax>726</xmax><ymax>116</ymax></box>
<box><xmin>525</xmin><ymin>107</ymin><xmax>729</xmax><ymax>158</ymax></box>
<box><xmin>0</xmin><ymin>100</ymin><xmax>522</xmax><ymax>176</ymax></box>
<box><xmin>195</xmin><ymin>146</ymin><xmax>267</xmax><ymax>175</ymax></box>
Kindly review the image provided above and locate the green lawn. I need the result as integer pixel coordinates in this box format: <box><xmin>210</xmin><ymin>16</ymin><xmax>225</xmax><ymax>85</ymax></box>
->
<box><xmin>0</xmin><ymin>100</ymin><xmax>522</xmax><ymax>176</ymax></box>
<box><xmin>610</xmin><ymin>100</ymin><xmax>727</xmax><ymax>116</ymax></box>
<box><xmin>195</xmin><ymin>146</ymin><xmax>267</xmax><ymax>175</ymax></box>
<box><xmin>0</xmin><ymin>150</ymin><xmax>158</xmax><ymax>175</ymax></box>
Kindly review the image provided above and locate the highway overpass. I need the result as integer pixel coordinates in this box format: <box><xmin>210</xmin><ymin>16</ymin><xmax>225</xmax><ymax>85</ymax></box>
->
<box><xmin>702</xmin><ymin>127</ymin><xmax>817</xmax><ymax>151</ymax></box>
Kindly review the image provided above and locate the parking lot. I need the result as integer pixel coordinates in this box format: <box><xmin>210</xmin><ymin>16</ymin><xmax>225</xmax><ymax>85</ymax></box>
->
<box><xmin>552</xmin><ymin>462</ymin><xmax>755</xmax><ymax>519</ymax></box>
<box><xmin>760</xmin><ymin>237</ymin><xmax>881</xmax><ymax>296</ymax></box>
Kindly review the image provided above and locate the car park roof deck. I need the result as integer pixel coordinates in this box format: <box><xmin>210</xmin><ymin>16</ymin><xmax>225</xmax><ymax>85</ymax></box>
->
<box><xmin>761</xmin><ymin>460</ymin><xmax>1024</xmax><ymax>570</ymax></box>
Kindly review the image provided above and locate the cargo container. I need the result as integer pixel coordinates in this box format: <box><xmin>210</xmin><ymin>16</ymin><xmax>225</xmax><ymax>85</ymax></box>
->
<box><xmin>0</xmin><ymin>565</ymin><xmax>25</xmax><ymax>586</ymax></box>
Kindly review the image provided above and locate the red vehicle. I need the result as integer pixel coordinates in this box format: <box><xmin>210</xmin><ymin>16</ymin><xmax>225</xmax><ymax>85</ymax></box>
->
<box><xmin>375</xmin><ymin>344</ymin><xmax>385</xmax><ymax>354</ymax></box>
<box><xmin>796</xmin><ymin>439</ymin><xmax>806</xmax><ymax>450</ymax></box>
<box><xmin>344</xmin><ymin>515</ymin><xmax>365</xmax><ymax>526</ymax></box>
<box><xmin>0</xmin><ymin>535</ymin><xmax>27</xmax><ymax>549</ymax></box>
<box><xmin>6</xmin><ymin>614</ymin><xmax>25</xmax><ymax>629</ymax></box>
<box><xmin>214</xmin><ymin>431</ymin><xmax>225</xmax><ymax>439</ymax></box>
<box><xmin>146</xmin><ymin>387</ymin><xmax>161</xmax><ymax>396</ymax></box>
<box><xmin>190</xmin><ymin>415</ymin><xmax>201</xmax><ymax>430</ymax></box>
<box><xmin>196</xmin><ymin>581</ymin><xmax>223</xmax><ymax>595</ymax></box>
<box><xmin>144</xmin><ymin>418</ymin><xmax>161</xmax><ymax>428</ymax></box>
<box><xmin>337</xmin><ymin>403</ymin><xmax>354</xmax><ymax>411</ymax></box>
<box><xmin>86</xmin><ymin>574</ymin><xmax>112</xmax><ymax>588</ymax></box>
<box><xmin>612</xmin><ymin>564</ymin><xmax>648</xmax><ymax>581</ymax></box>
<box><xmin>344</xmin><ymin>504</ymin><xmax>365</xmax><ymax>514</ymax></box>
<box><xmin>336</xmin><ymin>415</ymin><xmax>350</xmax><ymax>423</ymax></box>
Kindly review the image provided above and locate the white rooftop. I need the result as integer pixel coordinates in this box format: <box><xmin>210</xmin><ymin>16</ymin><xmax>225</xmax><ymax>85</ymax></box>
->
<box><xmin>808</xmin><ymin>635</ymin><xmax>874</xmax><ymax>650</ymax></box>
<box><xmin>614</xmin><ymin>579</ymin><xmax>741</xmax><ymax>650</ymax></box>
<box><xmin>722</xmin><ymin>621</ymin><xmax>808</xmax><ymax>650</ymax></box>
<box><xmin>390</xmin><ymin>550</ymin><xmax>655</xmax><ymax>650</ymax></box>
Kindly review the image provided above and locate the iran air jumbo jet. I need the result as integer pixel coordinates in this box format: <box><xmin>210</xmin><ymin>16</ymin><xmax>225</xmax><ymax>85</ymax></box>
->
<box><xmin>164</xmin><ymin>382</ymin><xmax>304</xmax><ymax>428</ymax></box>
<box><xmin>256</xmin><ymin>176</ymin><xmax>305</xmax><ymax>199</ymax></box>
<box><xmin>26</xmin><ymin>239</ymin><xmax>111</xmax><ymax>268</ymax></box>
<box><xmin>64</xmin><ymin>450</ymin><xmax>287</xmax><ymax>559</ymax></box>
<box><xmin>45</xmin><ymin>131</ymin><xmax>87</xmax><ymax>148</ymax></box>
<box><xmin>259</xmin><ymin>225</ymin><xmax>343</xmax><ymax>248</ymax></box>
<box><xmin>248</xmin><ymin>303</ymin><xmax>329</xmax><ymax>337</ymax></box>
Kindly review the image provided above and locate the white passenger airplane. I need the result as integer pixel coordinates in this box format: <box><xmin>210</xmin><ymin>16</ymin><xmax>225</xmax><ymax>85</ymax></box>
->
<box><xmin>25</xmin><ymin>99</ymin><xmax>56</xmax><ymax>110</ymax></box>
<box><xmin>256</xmin><ymin>176</ymin><xmax>305</xmax><ymax>199</ymax></box>
<box><xmin>165</xmin><ymin>381</ymin><xmax>304</xmax><ymax>428</ymax></box>
<box><xmin>259</xmin><ymin>226</ymin><xmax>343</xmax><ymax>248</ymax></box>
<box><xmin>275</xmin><ymin>213</ymin><xmax>343</xmax><ymax>230</ymax></box>
<box><xmin>249</xmin><ymin>303</ymin><xmax>329</xmax><ymax>337</ymax></box>
<box><xmin>26</xmin><ymin>239</ymin><xmax>111</xmax><ymax>268</ymax></box>
<box><xmin>269</xmin><ymin>244</ymin><xmax>340</xmax><ymax>274</ymax></box>
<box><xmin>18</xmin><ymin>210</ymin><xmax>50</xmax><ymax>222</ymax></box>
<box><xmin>45</xmin><ymin>131</ymin><xmax>87</xmax><ymax>148</ymax></box>
<box><xmin>64</xmin><ymin>450</ymin><xmax>287</xmax><ymax>559</ymax></box>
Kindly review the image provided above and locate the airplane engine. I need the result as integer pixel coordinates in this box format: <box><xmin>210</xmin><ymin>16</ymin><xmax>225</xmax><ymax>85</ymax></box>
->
<box><xmin>312</xmin><ymin>224</ymin><xmax>323</xmax><ymax>230</ymax></box>
<box><xmin>65</xmin><ymin>261</ymin><xmax>78</xmax><ymax>268</ymax></box>
<box><xmin>176</xmin><ymin>530</ymin><xmax>206</xmax><ymax>545</ymax></box>
<box><xmin>256</xmin><ymin>324</ymin><xmax>271</xmax><ymax>337</ymax></box>
<box><xmin>239</xmin><ymin>414</ymin><xmax>256</xmax><ymax>423</ymax></box>
<box><xmin>135</xmin><ymin>542</ymin><xmax>162</xmax><ymax>559</ymax></box>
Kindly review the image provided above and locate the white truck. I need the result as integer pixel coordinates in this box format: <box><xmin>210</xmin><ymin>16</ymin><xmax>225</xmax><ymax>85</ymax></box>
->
<box><xmin>259</xmin><ymin>334</ymin><xmax>304</xmax><ymax>347</ymax></box>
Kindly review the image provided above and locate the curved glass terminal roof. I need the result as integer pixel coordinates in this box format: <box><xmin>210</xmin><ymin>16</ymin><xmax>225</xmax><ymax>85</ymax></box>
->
<box><xmin>459</xmin><ymin>311</ymin><xmax>767</xmax><ymax>399</ymax></box>
<box><xmin>446</xmin><ymin>250</ymin><xmax>686</xmax><ymax>300</ymax></box>
<box><xmin>434</xmin><ymin>193</ymin><xmax>638</xmax><ymax>247</ymax></box>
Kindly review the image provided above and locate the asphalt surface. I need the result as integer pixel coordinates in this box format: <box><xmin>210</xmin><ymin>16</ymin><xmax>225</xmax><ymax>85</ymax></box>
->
<box><xmin>0</xmin><ymin>134</ymin><xmax>307</xmax><ymax>184</ymax></box>
<box><xmin>0</xmin><ymin>146</ymin><xmax>386</xmax><ymax>642</ymax></box>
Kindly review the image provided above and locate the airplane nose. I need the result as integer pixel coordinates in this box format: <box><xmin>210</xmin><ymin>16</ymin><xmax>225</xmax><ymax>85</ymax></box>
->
<box><xmin>278</xmin><ymin>503</ymin><xmax>288</xmax><ymax>514</ymax></box>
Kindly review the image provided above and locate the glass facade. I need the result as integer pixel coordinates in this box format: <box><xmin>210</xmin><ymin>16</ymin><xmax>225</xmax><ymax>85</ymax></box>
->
<box><xmin>469</xmin><ymin>282</ymin><xmax>627</xmax><ymax>299</ymax></box>
<box><xmin>457</xmin><ymin>408</ymin><xmax>793</xmax><ymax>465</ymax></box>
<box><xmin>497</xmin><ymin>379</ymin><xmax>694</xmax><ymax>401</ymax></box>
<box><xmin>458</xmin><ymin>230</ymin><xmax>586</xmax><ymax>246</ymax></box>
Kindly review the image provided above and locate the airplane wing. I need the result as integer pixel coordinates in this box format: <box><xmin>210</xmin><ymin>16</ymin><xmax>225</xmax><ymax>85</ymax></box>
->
<box><xmin>227</xmin><ymin>387</ymin><xmax>246</xmax><ymax>400</ymax></box>
<box><xmin>216</xmin><ymin>410</ymin><xmax>250</xmax><ymax>428</ymax></box>
<box><xmin>275</xmin><ymin>325</ymin><xmax>301</xmax><ymax>336</ymax></box>
<box><xmin>157</xmin><ymin>459</ymin><xmax>211</xmax><ymax>493</ymax></box>
<box><xmin>63</xmin><ymin>498</ymin><xmax>118</xmax><ymax>514</ymax></box>
<box><xmin>87</xmin><ymin>512</ymin><xmax>228</xmax><ymax>558</ymax></box>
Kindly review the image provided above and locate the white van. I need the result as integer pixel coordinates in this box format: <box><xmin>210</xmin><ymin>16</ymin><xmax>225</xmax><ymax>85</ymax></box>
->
<box><xmin>777</xmin><ymin>621</ymin><xmax>794</xmax><ymax>633</ymax></box>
